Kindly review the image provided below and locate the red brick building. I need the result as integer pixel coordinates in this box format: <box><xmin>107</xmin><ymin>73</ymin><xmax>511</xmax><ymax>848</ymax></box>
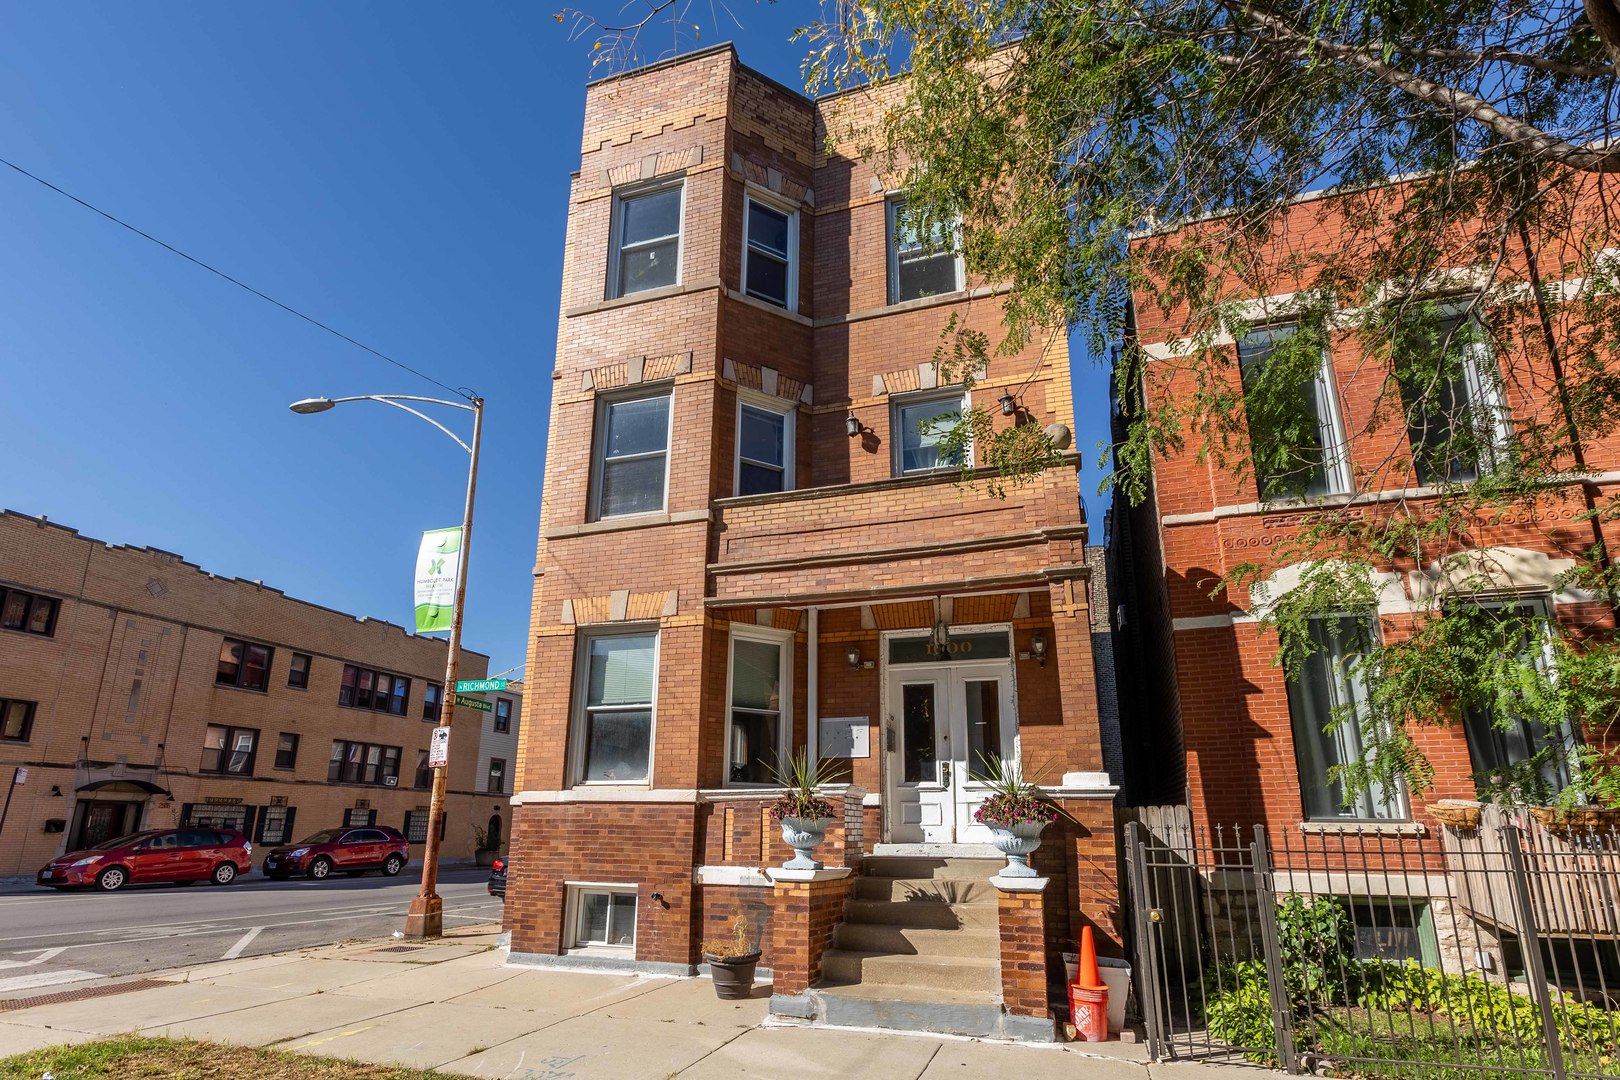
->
<box><xmin>505</xmin><ymin>45</ymin><xmax>1120</xmax><ymax>1039</ymax></box>
<box><xmin>1111</xmin><ymin>179</ymin><xmax>1620</xmax><ymax>848</ymax></box>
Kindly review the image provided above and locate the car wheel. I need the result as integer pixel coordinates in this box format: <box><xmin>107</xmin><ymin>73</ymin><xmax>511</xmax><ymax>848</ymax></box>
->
<box><xmin>382</xmin><ymin>854</ymin><xmax>404</xmax><ymax>877</ymax></box>
<box><xmin>96</xmin><ymin>866</ymin><xmax>127</xmax><ymax>891</ymax></box>
<box><xmin>307</xmin><ymin>857</ymin><xmax>332</xmax><ymax>881</ymax></box>
<box><xmin>211</xmin><ymin>862</ymin><xmax>238</xmax><ymax>886</ymax></box>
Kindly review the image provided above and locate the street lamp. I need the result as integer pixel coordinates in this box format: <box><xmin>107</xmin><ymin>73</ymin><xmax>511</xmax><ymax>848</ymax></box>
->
<box><xmin>289</xmin><ymin>392</ymin><xmax>484</xmax><ymax>939</ymax></box>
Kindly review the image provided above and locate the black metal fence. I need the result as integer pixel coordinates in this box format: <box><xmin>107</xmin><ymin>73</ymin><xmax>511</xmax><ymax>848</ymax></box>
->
<box><xmin>1121</xmin><ymin>813</ymin><xmax>1620</xmax><ymax>1079</ymax></box>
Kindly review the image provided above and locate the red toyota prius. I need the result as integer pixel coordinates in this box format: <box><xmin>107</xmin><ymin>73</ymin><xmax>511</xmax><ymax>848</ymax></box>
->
<box><xmin>37</xmin><ymin>828</ymin><xmax>252</xmax><ymax>891</ymax></box>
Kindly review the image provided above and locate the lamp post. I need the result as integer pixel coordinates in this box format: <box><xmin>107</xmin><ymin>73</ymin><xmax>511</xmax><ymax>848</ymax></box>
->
<box><xmin>289</xmin><ymin>392</ymin><xmax>484</xmax><ymax>938</ymax></box>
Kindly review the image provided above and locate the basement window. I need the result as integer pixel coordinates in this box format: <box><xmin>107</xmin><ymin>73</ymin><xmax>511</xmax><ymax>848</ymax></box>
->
<box><xmin>566</xmin><ymin>884</ymin><xmax>638</xmax><ymax>951</ymax></box>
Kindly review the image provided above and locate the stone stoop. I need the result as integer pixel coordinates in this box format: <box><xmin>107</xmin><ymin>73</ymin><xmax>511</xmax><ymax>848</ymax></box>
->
<box><xmin>776</xmin><ymin>854</ymin><xmax>1055</xmax><ymax>1042</ymax></box>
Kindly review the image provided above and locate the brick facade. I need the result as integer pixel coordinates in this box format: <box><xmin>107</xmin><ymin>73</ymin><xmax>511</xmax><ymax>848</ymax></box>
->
<box><xmin>0</xmin><ymin>510</ymin><xmax>499</xmax><ymax>874</ymax></box>
<box><xmin>508</xmin><ymin>43</ymin><xmax>1117</xmax><ymax>1000</ymax></box>
<box><xmin>1112</xmin><ymin>181</ymin><xmax>1620</xmax><ymax>839</ymax></box>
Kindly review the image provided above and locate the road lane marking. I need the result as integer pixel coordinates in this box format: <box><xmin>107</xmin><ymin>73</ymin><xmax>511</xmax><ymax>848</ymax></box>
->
<box><xmin>221</xmin><ymin>926</ymin><xmax>263</xmax><ymax>960</ymax></box>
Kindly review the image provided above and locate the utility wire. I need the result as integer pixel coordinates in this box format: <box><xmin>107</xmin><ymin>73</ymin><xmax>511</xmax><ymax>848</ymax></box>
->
<box><xmin>0</xmin><ymin>154</ymin><xmax>470</xmax><ymax>401</ymax></box>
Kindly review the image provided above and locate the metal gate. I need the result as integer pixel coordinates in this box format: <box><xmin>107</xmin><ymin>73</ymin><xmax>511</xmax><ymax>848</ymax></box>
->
<box><xmin>1121</xmin><ymin>816</ymin><xmax>1620</xmax><ymax>1078</ymax></box>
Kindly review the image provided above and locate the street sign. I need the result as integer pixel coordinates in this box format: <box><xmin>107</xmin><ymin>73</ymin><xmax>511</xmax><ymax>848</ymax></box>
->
<box><xmin>454</xmin><ymin>694</ymin><xmax>493</xmax><ymax>713</ymax></box>
<box><xmin>428</xmin><ymin>727</ymin><xmax>450</xmax><ymax>768</ymax></box>
<box><xmin>455</xmin><ymin>678</ymin><xmax>508</xmax><ymax>693</ymax></box>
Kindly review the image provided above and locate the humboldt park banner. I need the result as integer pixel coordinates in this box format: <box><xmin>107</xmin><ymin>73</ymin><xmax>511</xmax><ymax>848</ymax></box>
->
<box><xmin>414</xmin><ymin>527</ymin><xmax>462</xmax><ymax>633</ymax></box>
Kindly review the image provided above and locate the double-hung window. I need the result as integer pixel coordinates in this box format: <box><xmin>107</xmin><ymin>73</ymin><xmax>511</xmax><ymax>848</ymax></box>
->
<box><xmin>493</xmin><ymin>697</ymin><xmax>511</xmax><ymax>733</ymax></box>
<box><xmin>339</xmin><ymin>664</ymin><xmax>411</xmax><ymax>716</ymax></box>
<box><xmin>892</xmin><ymin>389</ymin><xmax>969</xmax><ymax>475</ymax></box>
<box><xmin>288</xmin><ymin>653</ymin><xmax>311</xmax><ymax>689</ymax></box>
<box><xmin>216</xmin><ymin>638</ymin><xmax>272</xmax><ymax>691</ymax></box>
<box><xmin>1396</xmin><ymin>300</ymin><xmax>1512</xmax><ymax>485</ymax></box>
<box><xmin>1285</xmin><ymin>617</ymin><xmax>1406</xmax><ymax>820</ymax></box>
<box><xmin>1237</xmin><ymin>323</ymin><xmax>1351</xmax><ymax>500</ymax></box>
<box><xmin>1457</xmin><ymin>599</ymin><xmax>1575</xmax><ymax>799</ymax></box>
<box><xmin>0</xmin><ymin>588</ymin><xmax>58</xmax><ymax>636</ymax></box>
<box><xmin>727</xmin><ymin>627</ymin><xmax>791</xmax><ymax>785</ymax></box>
<box><xmin>743</xmin><ymin>194</ymin><xmax>796</xmax><ymax>310</ymax></box>
<box><xmin>887</xmin><ymin>197</ymin><xmax>963</xmax><ymax>303</ymax></box>
<box><xmin>0</xmin><ymin>699</ymin><xmax>36</xmax><ymax>742</ymax></box>
<box><xmin>573</xmin><ymin>630</ymin><xmax>657</xmax><ymax>784</ymax></box>
<box><xmin>592</xmin><ymin>390</ymin><xmax>672</xmax><ymax>518</ymax></box>
<box><xmin>609</xmin><ymin>182</ymin><xmax>683</xmax><ymax>298</ymax></box>
<box><xmin>423</xmin><ymin>683</ymin><xmax>443</xmax><ymax>722</ymax></box>
<box><xmin>327</xmin><ymin>740</ymin><xmax>402</xmax><ymax>786</ymax></box>
<box><xmin>201</xmin><ymin>725</ymin><xmax>258</xmax><ymax>776</ymax></box>
<box><xmin>488</xmin><ymin>757</ymin><xmax>507</xmax><ymax>794</ymax></box>
<box><xmin>736</xmin><ymin>397</ymin><xmax>794</xmax><ymax>495</ymax></box>
<box><xmin>274</xmin><ymin>732</ymin><xmax>300</xmax><ymax>770</ymax></box>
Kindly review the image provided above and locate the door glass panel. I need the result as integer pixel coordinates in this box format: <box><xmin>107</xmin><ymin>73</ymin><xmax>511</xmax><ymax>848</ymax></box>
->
<box><xmin>963</xmin><ymin>680</ymin><xmax>1003</xmax><ymax>777</ymax></box>
<box><xmin>901</xmin><ymin>683</ymin><xmax>938</xmax><ymax>784</ymax></box>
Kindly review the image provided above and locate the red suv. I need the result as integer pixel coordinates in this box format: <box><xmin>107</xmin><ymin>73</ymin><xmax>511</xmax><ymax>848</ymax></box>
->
<box><xmin>37</xmin><ymin>829</ymin><xmax>252</xmax><ymax>891</ymax></box>
<box><xmin>262</xmin><ymin>826</ymin><xmax>409</xmax><ymax>880</ymax></box>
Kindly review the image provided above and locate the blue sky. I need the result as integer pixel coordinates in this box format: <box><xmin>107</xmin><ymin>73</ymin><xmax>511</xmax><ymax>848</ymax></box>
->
<box><xmin>0</xmin><ymin>3</ymin><xmax>1115</xmax><ymax>674</ymax></box>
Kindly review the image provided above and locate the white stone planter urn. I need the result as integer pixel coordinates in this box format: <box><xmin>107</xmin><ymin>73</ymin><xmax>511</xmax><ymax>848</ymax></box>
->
<box><xmin>987</xmin><ymin>820</ymin><xmax>1050</xmax><ymax>878</ymax></box>
<box><xmin>778</xmin><ymin>815</ymin><xmax>834</xmax><ymax>870</ymax></box>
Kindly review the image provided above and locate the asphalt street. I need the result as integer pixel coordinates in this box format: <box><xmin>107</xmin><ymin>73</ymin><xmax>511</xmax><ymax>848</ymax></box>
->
<box><xmin>0</xmin><ymin>866</ymin><xmax>499</xmax><ymax>994</ymax></box>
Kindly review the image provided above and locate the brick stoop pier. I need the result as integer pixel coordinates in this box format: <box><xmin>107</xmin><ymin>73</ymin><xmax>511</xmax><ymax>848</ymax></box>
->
<box><xmin>767</xmin><ymin>853</ymin><xmax>1060</xmax><ymax>1042</ymax></box>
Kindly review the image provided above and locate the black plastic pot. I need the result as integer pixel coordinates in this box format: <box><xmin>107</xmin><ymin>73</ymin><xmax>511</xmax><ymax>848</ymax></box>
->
<box><xmin>705</xmin><ymin>951</ymin><xmax>761</xmax><ymax>999</ymax></box>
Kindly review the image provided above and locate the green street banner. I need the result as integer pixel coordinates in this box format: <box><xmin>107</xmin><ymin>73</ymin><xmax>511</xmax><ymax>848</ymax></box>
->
<box><xmin>414</xmin><ymin>527</ymin><xmax>461</xmax><ymax>632</ymax></box>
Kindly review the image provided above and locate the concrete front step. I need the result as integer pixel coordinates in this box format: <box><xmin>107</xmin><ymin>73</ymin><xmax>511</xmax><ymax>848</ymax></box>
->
<box><xmin>791</xmin><ymin>982</ymin><xmax>1055</xmax><ymax>1042</ymax></box>
<box><xmin>820</xmin><ymin>949</ymin><xmax>1000</xmax><ymax>994</ymax></box>
<box><xmin>852</xmin><ymin>875</ymin><xmax>998</xmax><ymax>904</ymax></box>
<box><xmin>832</xmin><ymin>922</ymin><xmax>999</xmax><ymax>959</ymax></box>
<box><xmin>843</xmin><ymin>897</ymin><xmax>999</xmax><ymax>930</ymax></box>
<box><xmin>859</xmin><ymin>855</ymin><xmax>1004</xmax><ymax>881</ymax></box>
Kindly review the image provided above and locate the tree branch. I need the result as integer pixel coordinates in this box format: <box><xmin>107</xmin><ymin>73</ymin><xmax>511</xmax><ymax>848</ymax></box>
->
<box><xmin>1230</xmin><ymin>2</ymin><xmax>1620</xmax><ymax>172</ymax></box>
<box><xmin>1391</xmin><ymin>43</ymin><xmax>1615</xmax><ymax>79</ymax></box>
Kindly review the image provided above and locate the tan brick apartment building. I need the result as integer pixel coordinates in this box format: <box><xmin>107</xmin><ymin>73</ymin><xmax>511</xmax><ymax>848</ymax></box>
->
<box><xmin>0</xmin><ymin>510</ymin><xmax>510</xmax><ymax>875</ymax></box>
<box><xmin>506</xmin><ymin>45</ymin><xmax>1119</xmax><ymax>1038</ymax></box>
<box><xmin>1107</xmin><ymin>179</ymin><xmax>1620</xmax><ymax>978</ymax></box>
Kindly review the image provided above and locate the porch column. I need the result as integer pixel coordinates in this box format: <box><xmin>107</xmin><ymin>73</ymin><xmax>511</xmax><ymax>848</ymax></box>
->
<box><xmin>1043</xmin><ymin>578</ymin><xmax>1104</xmax><ymax>773</ymax></box>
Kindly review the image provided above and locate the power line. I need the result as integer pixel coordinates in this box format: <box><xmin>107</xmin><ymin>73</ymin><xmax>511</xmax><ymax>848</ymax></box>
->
<box><xmin>0</xmin><ymin>154</ymin><xmax>470</xmax><ymax>401</ymax></box>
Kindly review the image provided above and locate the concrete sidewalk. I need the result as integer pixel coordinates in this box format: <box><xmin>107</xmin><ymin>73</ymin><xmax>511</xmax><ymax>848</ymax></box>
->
<box><xmin>0</xmin><ymin>926</ymin><xmax>1241</xmax><ymax>1079</ymax></box>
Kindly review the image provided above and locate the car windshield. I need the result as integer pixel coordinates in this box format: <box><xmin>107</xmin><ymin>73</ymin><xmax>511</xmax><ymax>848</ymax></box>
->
<box><xmin>91</xmin><ymin>832</ymin><xmax>156</xmax><ymax>851</ymax></box>
<box><xmin>296</xmin><ymin>830</ymin><xmax>342</xmax><ymax>845</ymax></box>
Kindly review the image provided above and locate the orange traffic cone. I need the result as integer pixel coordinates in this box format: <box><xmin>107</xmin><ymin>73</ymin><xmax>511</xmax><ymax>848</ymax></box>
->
<box><xmin>1078</xmin><ymin>925</ymin><xmax>1103</xmax><ymax>989</ymax></box>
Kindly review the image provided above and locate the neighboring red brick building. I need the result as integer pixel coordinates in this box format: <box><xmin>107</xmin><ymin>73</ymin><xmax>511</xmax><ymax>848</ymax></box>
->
<box><xmin>505</xmin><ymin>45</ymin><xmax>1119</xmax><ymax>1038</ymax></box>
<box><xmin>1111</xmin><ymin>179</ymin><xmax>1620</xmax><ymax>840</ymax></box>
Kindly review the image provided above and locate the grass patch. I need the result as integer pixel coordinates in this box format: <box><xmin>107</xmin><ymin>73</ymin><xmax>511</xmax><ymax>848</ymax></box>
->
<box><xmin>0</xmin><ymin>1036</ymin><xmax>446</xmax><ymax>1079</ymax></box>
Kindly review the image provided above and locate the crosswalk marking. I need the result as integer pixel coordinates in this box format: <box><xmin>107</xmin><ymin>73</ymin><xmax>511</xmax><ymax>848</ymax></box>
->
<box><xmin>0</xmin><ymin>968</ymin><xmax>101</xmax><ymax>993</ymax></box>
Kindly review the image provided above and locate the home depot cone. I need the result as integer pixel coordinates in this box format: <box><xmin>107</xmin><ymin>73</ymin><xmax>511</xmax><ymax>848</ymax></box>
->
<box><xmin>1078</xmin><ymin>925</ymin><xmax>1103</xmax><ymax>988</ymax></box>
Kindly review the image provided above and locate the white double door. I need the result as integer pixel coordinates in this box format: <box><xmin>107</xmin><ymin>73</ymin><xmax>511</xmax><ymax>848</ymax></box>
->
<box><xmin>885</xmin><ymin>662</ymin><xmax>1018</xmax><ymax>844</ymax></box>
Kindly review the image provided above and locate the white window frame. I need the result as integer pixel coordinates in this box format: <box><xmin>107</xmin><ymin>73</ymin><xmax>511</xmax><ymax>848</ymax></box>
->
<box><xmin>589</xmin><ymin>387</ymin><xmax>674</xmax><ymax>521</ymax></box>
<box><xmin>886</xmin><ymin>196</ymin><xmax>964</xmax><ymax>305</ymax></box>
<box><xmin>568</xmin><ymin>626</ymin><xmax>660</xmax><ymax>788</ymax></box>
<box><xmin>724</xmin><ymin>623</ymin><xmax>794</xmax><ymax>788</ymax></box>
<box><xmin>1458</xmin><ymin>593</ymin><xmax>1576</xmax><ymax>789</ymax></box>
<box><xmin>607</xmin><ymin>179</ymin><xmax>685</xmax><ymax>300</ymax></box>
<box><xmin>1285</xmin><ymin>614</ymin><xmax>1409</xmax><ymax>822</ymax></box>
<box><xmin>891</xmin><ymin>387</ymin><xmax>972</xmax><ymax>476</ymax></box>
<box><xmin>733</xmin><ymin>391</ymin><xmax>796</xmax><ymax>497</ymax></box>
<box><xmin>563</xmin><ymin>882</ymin><xmax>639</xmax><ymax>952</ymax></box>
<box><xmin>1403</xmin><ymin>299</ymin><xmax>1513</xmax><ymax>483</ymax></box>
<box><xmin>1237</xmin><ymin>323</ymin><xmax>1353</xmax><ymax>499</ymax></box>
<box><xmin>742</xmin><ymin>190</ymin><xmax>798</xmax><ymax>312</ymax></box>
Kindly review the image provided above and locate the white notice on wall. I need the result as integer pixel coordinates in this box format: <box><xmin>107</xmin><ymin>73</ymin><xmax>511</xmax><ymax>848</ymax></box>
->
<box><xmin>820</xmin><ymin>717</ymin><xmax>870</xmax><ymax>759</ymax></box>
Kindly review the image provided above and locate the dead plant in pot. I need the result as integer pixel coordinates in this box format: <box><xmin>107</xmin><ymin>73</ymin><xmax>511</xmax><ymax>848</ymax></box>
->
<box><xmin>702</xmin><ymin>914</ymin><xmax>760</xmax><ymax>999</ymax></box>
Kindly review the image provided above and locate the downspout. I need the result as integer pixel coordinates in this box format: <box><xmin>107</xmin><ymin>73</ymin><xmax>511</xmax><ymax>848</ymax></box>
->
<box><xmin>807</xmin><ymin>607</ymin><xmax>819</xmax><ymax>762</ymax></box>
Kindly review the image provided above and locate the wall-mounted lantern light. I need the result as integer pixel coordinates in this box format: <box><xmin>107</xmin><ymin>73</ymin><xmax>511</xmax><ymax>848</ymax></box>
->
<box><xmin>999</xmin><ymin>393</ymin><xmax>1017</xmax><ymax>417</ymax></box>
<box><xmin>845</xmin><ymin>413</ymin><xmax>863</xmax><ymax>438</ymax></box>
<box><xmin>1031</xmin><ymin>632</ymin><xmax>1048</xmax><ymax>667</ymax></box>
<box><xmin>846</xmin><ymin>645</ymin><xmax>863</xmax><ymax>670</ymax></box>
